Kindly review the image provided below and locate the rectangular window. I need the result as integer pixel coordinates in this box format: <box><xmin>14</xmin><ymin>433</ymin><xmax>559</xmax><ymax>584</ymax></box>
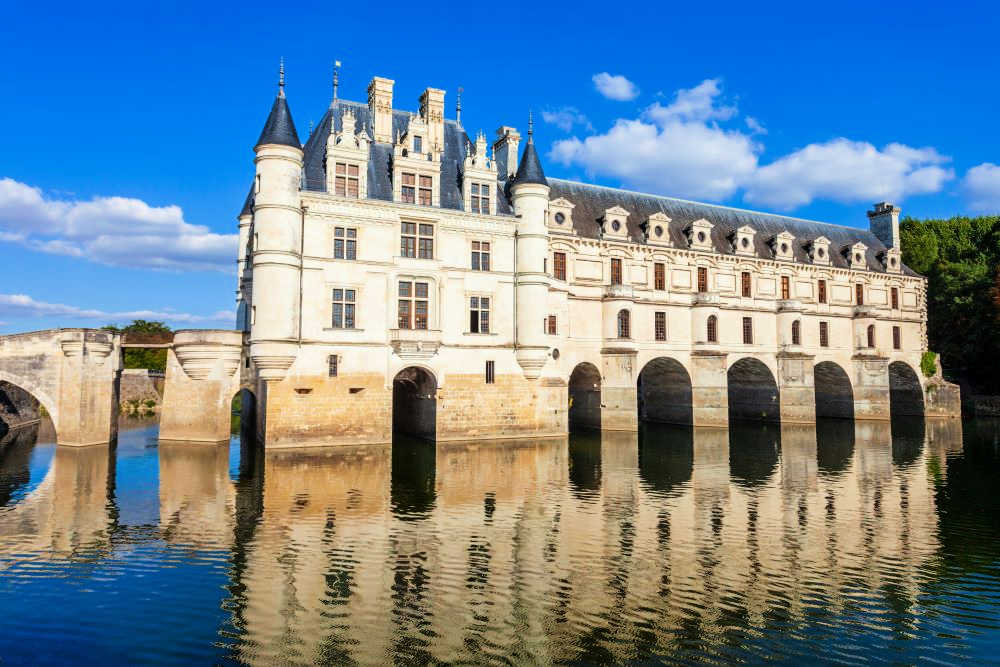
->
<box><xmin>328</xmin><ymin>355</ymin><xmax>338</xmax><ymax>377</ymax></box>
<box><xmin>611</xmin><ymin>258</ymin><xmax>622</xmax><ymax>285</ymax></box>
<box><xmin>891</xmin><ymin>287</ymin><xmax>899</xmax><ymax>310</ymax></box>
<box><xmin>546</xmin><ymin>315</ymin><xmax>557</xmax><ymax>335</ymax></box>
<box><xmin>818</xmin><ymin>279</ymin><xmax>827</xmax><ymax>304</ymax></box>
<box><xmin>697</xmin><ymin>267</ymin><xmax>708</xmax><ymax>293</ymax></box>
<box><xmin>418</xmin><ymin>223</ymin><xmax>434</xmax><ymax>259</ymax></box>
<box><xmin>485</xmin><ymin>360</ymin><xmax>495</xmax><ymax>384</ymax></box>
<box><xmin>856</xmin><ymin>283</ymin><xmax>864</xmax><ymax>305</ymax></box>
<box><xmin>471</xmin><ymin>241</ymin><xmax>491</xmax><ymax>271</ymax></box>
<box><xmin>893</xmin><ymin>325</ymin><xmax>901</xmax><ymax>350</ymax></box>
<box><xmin>654</xmin><ymin>263</ymin><xmax>665</xmax><ymax>290</ymax></box>
<box><xmin>419</xmin><ymin>175</ymin><xmax>433</xmax><ymax>206</ymax></box>
<box><xmin>333</xmin><ymin>227</ymin><xmax>357</xmax><ymax>260</ymax></box>
<box><xmin>470</xmin><ymin>182</ymin><xmax>490</xmax><ymax>214</ymax></box>
<box><xmin>414</xmin><ymin>135</ymin><xmax>422</xmax><ymax>153</ymax></box>
<box><xmin>741</xmin><ymin>271</ymin><xmax>752</xmax><ymax>298</ymax></box>
<box><xmin>742</xmin><ymin>317</ymin><xmax>753</xmax><ymax>344</ymax></box>
<box><xmin>553</xmin><ymin>252</ymin><xmax>566</xmax><ymax>281</ymax></box>
<box><xmin>781</xmin><ymin>275</ymin><xmax>790</xmax><ymax>300</ymax></box>
<box><xmin>331</xmin><ymin>288</ymin><xmax>356</xmax><ymax>329</ymax></box>
<box><xmin>334</xmin><ymin>163</ymin><xmax>360</xmax><ymax>198</ymax></box>
<box><xmin>398</xmin><ymin>281</ymin><xmax>429</xmax><ymax>330</ymax></box>
<box><xmin>401</xmin><ymin>222</ymin><xmax>433</xmax><ymax>259</ymax></box>
<box><xmin>819</xmin><ymin>321</ymin><xmax>829</xmax><ymax>348</ymax></box>
<box><xmin>401</xmin><ymin>172</ymin><xmax>416</xmax><ymax>204</ymax></box>
<box><xmin>655</xmin><ymin>311</ymin><xmax>667</xmax><ymax>341</ymax></box>
<box><xmin>469</xmin><ymin>296</ymin><xmax>490</xmax><ymax>334</ymax></box>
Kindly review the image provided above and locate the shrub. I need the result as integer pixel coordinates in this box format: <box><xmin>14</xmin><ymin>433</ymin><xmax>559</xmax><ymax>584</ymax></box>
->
<box><xmin>921</xmin><ymin>350</ymin><xmax>938</xmax><ymax>378</ymax></box>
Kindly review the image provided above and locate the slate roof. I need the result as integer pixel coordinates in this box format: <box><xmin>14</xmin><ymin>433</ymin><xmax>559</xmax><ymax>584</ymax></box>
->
<box><xmin>548</xmin><ymin>179</ymin><xmax>916</xmax><ymax>275</ymax></box>
<box><xmin>255</xmin><ymin>94</ymin><xmax>300</xmax><ymax>150</ymax></box>
<box><xmin>512</xmin><ymin>139</ymin><xmax>547</xmax><ymax>187</ymax></box>
<box><xmin>301</xmin><ymin>100</ymin><xmax>512</xmax><ymax>215</ymax></box>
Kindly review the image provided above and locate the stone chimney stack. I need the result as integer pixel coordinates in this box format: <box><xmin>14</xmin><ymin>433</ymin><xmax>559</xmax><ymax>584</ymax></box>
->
<box><xmin>419</xmin><ymin>87</ymin><xmax>446</xmax><ymax>152</ymax></box>
<box><xmin>493</xmin><ymin>126</ymin><xmax>521</xmax><ymax>180</ymax></box>
<box><xmin>367</xmin><ymin>76</ymin><xmax>394</xmax><ymax>143</ymax></box>
<box><xmin>867</xmin><ymin>201</ymin><xmax>901</xmax><ymax>249</ymax></box>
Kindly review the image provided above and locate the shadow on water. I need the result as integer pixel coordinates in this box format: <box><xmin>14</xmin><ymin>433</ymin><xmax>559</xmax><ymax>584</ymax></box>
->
<box><xmin>567</xmin><ymin>429</ymin><xmax>603</xmax><ymax>497</ymax></box>
<box><xmin>728</xmin><ymin>421</ymin><xmax>781</xmax><ymax>487</ymax></box>
<box><xmin>391</xmin><ymin>433</ymin><xmax>436</xmax><ymax>518</ymax></box>
<box><xmin>0</xmin><ymin>422</ymin><xmax>40</xmax><ymax>506</ymax></box>
<box><xmin>816</xmin><ymin>417</ymin><xmax>856</xmax><ymax>476</ymax></box>
<box><xmin>637</xmin><ymin>422</ymin><xmax>693</xmax><ymax>497</ymax></box>
<box><xmin>890</xmin><ymin>415</ymin><xmax>926</xmax><ymax>468</ymax></box>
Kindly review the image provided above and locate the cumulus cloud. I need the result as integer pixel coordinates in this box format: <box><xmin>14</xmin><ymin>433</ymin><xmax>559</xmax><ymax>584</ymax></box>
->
<box><xmin>541</xmin><ymin>107</ymin><xmax>593</xmax><ymax>132</ymax></box>
<box><xmin>745</xmin><ymin>140</ymin><xmax>954</xmax><ymax>209</ymax></box>
<box><xmin>592</xmin><ymin>73</ymin><xmax>639</xmax><ymax>101</ymax></box>
<box><xmin>551</xmin><ymin>78</ymin><xmax>955</xmax><ymax>209</ymax></box>
<box><xmin>0</xmin><ymin>178</ymin><xmax>237</xmax><ymax>272</ymax></box>
<box><xmin>962</xmin><ymin>163</ymin><xmax>1000</xmax><ymax>212</ymax></box>
<box><xmin>551</xmin><ymin>79</ymin><xmax>760</xmax><ymax>201</ymax></box>
<box><xmin>0</xmin><ymin>293</ymin><xmax>234</xmax><ymax>327</ymax></box>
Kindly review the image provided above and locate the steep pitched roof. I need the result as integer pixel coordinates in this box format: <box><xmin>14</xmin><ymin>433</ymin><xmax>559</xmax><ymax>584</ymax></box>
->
<box><xmin>548</xmin><ymin>179</ymin><xmax>916</xmax><ymax>275</ymax></box>
<box><xmin>512</xmin><ymin>140</ymin><xmax>547</xmax><ymax>187</ymax></box>
<box><xmin>255</xmin><ymin>95</ymin><xmax>300</xmax><ymax>150</ymax></box>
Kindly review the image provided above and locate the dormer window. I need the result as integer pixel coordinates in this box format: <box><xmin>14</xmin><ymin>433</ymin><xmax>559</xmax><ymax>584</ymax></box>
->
<box><xmin>732</xmin><ymin>225</ymin><xmax>757</xmax><ymax>256</ymax></box>
<box><xmin>771</xmin><ymin>231</ymin><xmax>795</xmax><ymax>261</ymax></box>
<box><xmin>845</xmin><ymin>242</ymin><xmax>868</xmax><ymax>270</ymax></box>
<box><xmin>686</xmin><ymin>219</ymin><xmax>714</xmax><ymax>251</ymax></box>
<box><xmin>413</xmin><ymin>135</ymin><xmax>423</xmax><ymax>153</ymax></box>
<box><xmin>809</xmin><ymin>236</ymin><xmax>831</xmax><ymax>265</ymax></box>
<box><xmin>334</xmin><ymin>163</ymin><xmax>360</xmax><ymax>198</ymax></box>
<box><xmin>470</xmin><ymin>183</ymin><xmax>491</xmax><ymax>214</ymax></box>
<box><xmin>555</xmin><ymin>212</ymin><xmax>565</xmax><ymax>224</ymax></box>
<box><xmin>642</xmin><ymin>212</ymin><xmax>672</xmax><ymax>247</ymax></box>
<box><xmin>600</xmin><ymin>206</ymin><xmax>630</xmax><ymax>240</ymax></box>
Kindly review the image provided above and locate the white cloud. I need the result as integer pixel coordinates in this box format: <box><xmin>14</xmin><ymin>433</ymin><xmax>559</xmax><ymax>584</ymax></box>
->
<box><xmin>962</xmin><ymin>163</ymin><xmax>1000</xmax><ymax>212</ymax></box>
<box><xmin>551</xmin><ymin>78</ymin><xmax>955</xmax><ymax>209</ymax></box>
<box><xmin>0</xmin><ymin>293</ymin><xmax>234</xmax><ymax>327</ymax></box>
<box><xmin>0</xmin><ymin>178</ymin><xmax>237</xmax><ymax>272</ymax></box>
<box><xmin>551</xmin><ymin>79</ymin><xmax>760</xmax><ymax>201</ymax></box>
<box><xmin>541</xmin><ymin>107</ymin><xmax>593</xmax><ymax>133</ymax></box>
<box><xmin>745</xmin><ymin>140</ymin><xmax>954</xmax><ymax>209</ymax></box>
<box><xmin>592</xmin><ymin>73</ymin><xmax>639</xmax><ymax>101</ymax></box>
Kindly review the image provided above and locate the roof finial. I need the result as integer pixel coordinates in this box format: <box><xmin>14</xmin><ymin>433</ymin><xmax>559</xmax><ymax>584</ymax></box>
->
<box><xmin>332</xmin><ymin>59</ymin><xmax>341</xmax><ymax>107</ymax></box>
<box><xmin>456</xmin><ymin>86</ymin><xmax>463</xmax><ymax>125</ymax></box>
<box><xmin>278</xmin><ymin>57</ymin><xmax>285</xmax><ymax>98</ymax></box>
<box><xmin>528</xmin><ymin>109</ymin><xmax>534</xmax><ymax>143</ymax></box>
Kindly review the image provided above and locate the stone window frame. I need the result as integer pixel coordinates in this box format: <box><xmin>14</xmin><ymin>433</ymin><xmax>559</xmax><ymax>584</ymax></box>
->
<box><xmin>485</xmin><ymin>360</ymin><xmax>495</xmax><ymax>384</ymax></box>
<box><xmin>400</xmin><ymin>221</ymin><xmax>435</xmax><ymax>260</ymax></box>
<box><xmin>707</xmin><ymin>315</ymin><xmax>718</xmax><ymax>343</ymax></box>
<box><xmin>330</xmin><ymin>286</ymin><xmax>358</xmax><ymax>329</ymax></box>
<box><xmin>856</xmin><ymin>282</ymin><xmax>865</xmax><ymax>306</ymax></box>
<box><xmin>654</xmin><ymin>311</ymin><xmax>667</xmax><ymax>341</ymax></box>
<box><xmin>333</xmin><ymin>162</ymin><xmax>362</xmax><ymax>198</ymax></box>
<box><xmin>467</xmin><ymin>293</ymin><xmax>492</xmax><ymax>335</ymax></box>
<box><xmin>610</xmin><ymin>257</ymin><xmax>623</xmax><ymax>286</ymax></box>
<box><xmin>654</xmin><ymin>262</ymin><xmax>666</xmax><ymax>291</ymax></box>
<box><xmin>545</xmin><ymin>315</ymin><xmax>557</xmax><ymax>335</ymax></box>
<box><xmin>819</xmin><ymin>321</ymin><xmax>829</xmax><ymax>347</ymax></box>
<box><xmin>333</xmin><ymin>226</ymin><xmax>357</xmax><ymax>260</ymax></box>
<box><xmin>780</xmin><ymin>275</ymin><xmax>791</xmax><ymax>300</ymax></box>
<box><xmin>741</xmin><ymin>271</ymin><xmax>752</xmax><ymax>298</ymax></box>
<box><xmin>396</xmin><ymin>277</ymin><xmax>434</xmax><ymax>331</ymax></box>
<box><xmin>818</xmin><ymin>278</ymin><xmax>828</xmax><ymax>304</ymax></box>
<box><xmin>471</xmin><ymin>239</ymin><xmax>491</xmax><ymax>271</ymax></box>
<box><xmin>469</xmin><ymin>181</ymin><xmax>492</xmax><ymax>215</ymax></box>
<box><xmin>697</xmin><ymin>266</ymin><xmax>709</xmax><ymax>293</ymax></box>
<box><xmin>617</xmin><ymin>309</ymin><xmax>631</xmax><ymax>339</ymax></box>
<box><xmin>867</xmin><ymin>324</ymin><xmax>876</xmax><ymax>348</ymax></box>
<box><xmin>742</xmin><ymin>316</ymin><xmax>754</xmax><ymax>345</ymax></box>
<box><xmin>553</xmin><ymin>251</ymin><xmax>567</xmax><ymax>281</ymax></box>
<box><xmin>791</xmin><ymin>319</ymin><xmax>801</xmax><ymax>346</ymax></box>
<box><xmin>893</xmin><ymin>325</ymin><xmax>901</xmax><ymax>350</ymax></box>
<box><xmin>891</xmin><ymin>286</ymin><xmax>899</xmax><ymax>310</ymax></box>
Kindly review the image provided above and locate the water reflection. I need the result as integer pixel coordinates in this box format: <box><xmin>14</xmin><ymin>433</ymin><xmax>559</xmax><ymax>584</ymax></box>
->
<box><xmin>0</xmin><ymin>417</ymin><xmax>996</xmax><ymax>664</ymax></box>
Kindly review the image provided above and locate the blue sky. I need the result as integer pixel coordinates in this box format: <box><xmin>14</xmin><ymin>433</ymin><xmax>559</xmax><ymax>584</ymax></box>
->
<box><xmin>1</xmin><ymin>0</ymin><xmax>998</xmax><ymax>333</ymax></box>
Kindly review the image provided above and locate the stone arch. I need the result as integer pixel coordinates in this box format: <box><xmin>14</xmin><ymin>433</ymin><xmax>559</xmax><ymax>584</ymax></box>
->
<box><xmin>568</xmin><ymin>362</ymin><xmax>601</xmax><ymax>432</ymax></box>
<box><xmin>637</xmin><ymin>357</ymin><xmax>693</xmax><ymax>425</ymax></box>
<box><xmin>392</xmin><ymin>366</ymin><xmax>438</xmax><ymax>441</ymax></box>
<box><xmin>727</xmin><ymin>357</ymin><xmax>780</xmax><ymax>423</ymax></box>
<box><xmin>0</xmin><ymin>371</ymin><xmax>58</xmax><ymax>439</ymax></box>
<box><xmin>814</xmin><ymin>361</ymin><xmax>854</xmax><ymax>419</ymax></box>
<box><xmin>888</xmin><ymin>361</ymin><xmax>924</xmax><ymax>418</ymax></box>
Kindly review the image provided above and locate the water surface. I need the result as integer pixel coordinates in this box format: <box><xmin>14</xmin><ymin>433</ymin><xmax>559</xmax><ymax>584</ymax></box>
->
<box><xmin>0</xmin><ymin>417</ymin><xmax>998</xmax><ymax>664</ymax></box>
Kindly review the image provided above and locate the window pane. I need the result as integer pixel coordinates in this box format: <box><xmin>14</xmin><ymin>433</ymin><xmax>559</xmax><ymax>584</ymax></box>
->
<box><xmin>419</xmin><ymin>238</ymin><xmax>433</xmax><ymax>259</ymax></box>
<box><xmin>335</xmin><ymin>227</ymin><xmax>345</xmax><ymax>237</ymax></box>
<box><xmin>419</xmin><ymin>175</ymin><xmax>432</xmax><ymax>187</ymax></box>
<box><xmin>471</xmin><ymin>183</ymin><xmax>479</xmax><ymax>195</ymax></box>
<box><xmin>470</xmin><ymin>296</ymin><xmax>479</xmax><ymax>309</ymax></box>
<box><xmin>419</xmin><ymin>224</ymin><xmax>433</xmax><ymax>236</ymax></box>
<box><xmin>346</xmin><ymin>240</ymin><xmax>356</xmax><ymax>260</ymax></box>
<box><xmin>481</xmin><ymin>184</ymin><xmax>489</xmax><ymax>196</ymax></box>
<box><xmin>399</xmin><ymin>281</ymin><xmax>411</xmax><ymax>297</ymax></box>
<box><xmin>332</xmin><ymin>303</ymin><xmax>343</xmax><ymax>328</ymax></box>
<box><xmin>481</xmin><ymin>254</ymin><xmax>489</xmax><ymax>271</ymax></box>
<box><xmin>401</xmin><ymin>237</ymin><xmax>415</xmax><ymax>257</ymax></box>
<box><xmin>480</xmin><ymin>297</ymin><xmax>489</xmax><ymax>309</ymax></box>
<box><xmin>333</xmin><ymin>288</ymin><xmax>343</xmax><ymax>301</ymax></box>
<box><xmin>480</xmin><ymin>311</ymin><xmax>489</xmax><ymax>333</ymax></box>
<box><xmin>402</xmin><ymin>222</ymin><xmax>416</xmax><ymax>235</ymax></box>
<box><xmin>346</xmin><ymin>228</ymin><xmax>356</xmax><ymax>239</ymax></box>
<box><xmin>335</xmin><ymin>176</ymin><xmax>346</xmax><ymax>196</ymax></box>
<box><xmin>471</xmin><ymin>199</ymin><xmax>479</xmax><ymax>214</ymax></box>
<box><xmin>415</xmin><ymin>282</ymin><xmax>428</xmax><ymax>298</ymax></box>
<box><xmin>345</xmin><ymin>304</ymin><xmax>355</xmax><ymax>328</ymax></box>
<box><xmin>334</xmin><ymin>239</ymin><xmax>344</xmax><ymax>259</ymax></box>
<box><xmin>401</xmin><ymin>187</ymin><xmax>415</xmax><ymax>203</ymax></box>
<box><xmin>402</xmin><ymin>173</ymin><xmax>415</xmax><ymax>185</ymax></box>
<box><xmin>471</xmin><ymin>252</ymin><xmax>480</xmax><ymax>270</ymax></box>
<box><xmin>470</xmin><ymin>310</ymin><xmax>479</xmax><ymax>333</ymax></box>
<box><xmin>348</xmin><ymin>164</ymin><xmax>359</xmax><ymax>176</ymax></box>
<box><xmin>347</xmin><ymin>179</ymin><xmax>359</xmax><ymax>198</ymax></box>
<box><xmin>336</xmin><ymin>163</ymin><xmax>346</xmax><ymax>174</ymax></box>
<box><xmin>398</xmin><ymin>301</ymin><xmax>410</xmax><ymax>329</ymax></box>
<box><xmin>419</xmin><ymin>189</ymin><xmax>432</xmax><ymax>206</ymax></box>
<box><xmin>345</xmin><ymin>290</ymin><xmax>355</xmax><ymax>302</ymax></box>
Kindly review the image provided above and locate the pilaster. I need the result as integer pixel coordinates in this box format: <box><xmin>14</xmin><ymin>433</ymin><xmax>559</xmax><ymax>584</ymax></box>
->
<box><xmin>600</xmin><ymin>347</ymin><xmax>638</xmax><ymax>431</ymax></box>
<box><xmin>690</xmin><ymin>350</ymin><xmax>728</xmax><ymax>428</ymax></box>
<box><xmin>777</xmin><ymin>351</ymin><xmax>816</xmax><ymax>424</ymax></box>
<box><xmin>852</xmin><ymin>353</ymin><xmax>891</xmax><ymax>420</ymax></box>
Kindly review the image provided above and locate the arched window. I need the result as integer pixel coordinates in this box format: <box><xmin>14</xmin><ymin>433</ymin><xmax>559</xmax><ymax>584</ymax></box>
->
<box><xmin>867</xmin><ymin>324</ymin><xmax>876</xmax><ymax>348</ymax></box>
<box><xmin>617</xmin><ymin>309</ymin><xmax>631</xmax><ymax>339</ymax></box>
<box><xmin>792</xmin><ymin>319</ymin><xmax>801</xmax><ymax>345</ymax></box>
<box><xmin>707</xmin><ymin>315</ymin><xmax>718</xmax><ymax>343</ymax></box>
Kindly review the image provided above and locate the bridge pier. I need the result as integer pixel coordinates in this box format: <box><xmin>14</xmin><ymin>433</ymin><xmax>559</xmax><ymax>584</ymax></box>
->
<box><xmin>159</xmin><ymin>330</ymin><xmax>244</xmax><ymax>444</ymax></box>
<box><xmin>690</xmin><ymin>351</ymin><xmax>728</xmax><ymax>428</ymax></box>
<box><xmin>852</xmin><ymin>354</ymin><xmax>891</xmax><ymax>420</ymax></box>
<box><xmin>57</xmin><ymin>330</ymin><xmax>122</xmax><ymax>446</ymax></box>
<box><xmin>777</xmin><ymin>352</ymin><xmax>816</xmax><ymax>424</ymax></box>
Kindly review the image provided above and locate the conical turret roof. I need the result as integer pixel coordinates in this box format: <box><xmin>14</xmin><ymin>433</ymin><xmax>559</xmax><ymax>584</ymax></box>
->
<box><xmin>255</xmin><ymin>94</ymin><xmax>300</xmax><ymax>150</ymax></box>
<box><xmin>512</xmin><ymin>114</ymin><xmax>547</xmax><ymax>187</ymax></box>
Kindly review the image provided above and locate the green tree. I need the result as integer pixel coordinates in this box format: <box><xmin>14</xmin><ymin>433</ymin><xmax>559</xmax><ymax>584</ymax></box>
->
<box><xmin>102</xmin><ymin>320</ymin><xmax>172</xmax><ymax>372</ymax></box>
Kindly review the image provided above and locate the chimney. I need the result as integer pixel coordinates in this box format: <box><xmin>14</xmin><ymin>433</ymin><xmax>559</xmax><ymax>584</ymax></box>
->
<box><xmin>867</xmin><ymin>201</ymin><xmax>901</xmax><ymax>249</ymax></box>
<box><xmin>493</xmin><ymin>126</ymin><xmax>521</xmax><ymax>180</ymax></box>
<box><xmin>419</xmin><ymin>87</ymin><xmax>446</xmax><ymax>151</ymax></box>
<box><xmin>367</xmin><ymin>76</ymin><xmax>394</xmax><ymax>143</ymax></box>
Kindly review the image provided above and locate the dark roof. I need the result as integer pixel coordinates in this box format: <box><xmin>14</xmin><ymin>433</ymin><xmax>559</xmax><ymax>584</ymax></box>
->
<box><xmin>512</xmin><ymin>139</ymin><xmax>547</xmax><ymax>187</ymax></box>
<box><xmin>548</xmin><ymin>179</ymin><xmax>917</xmax><ymax>275</ymax></box>
<box><xmin>301</xmin><ymin>100</ymin><xmax>512</xmax><ymax>215</ymax></box>
<box><xmin>255</xmin><ymin>94</ymin><xmax>300</xmax><ymax>149</ymax></box>
<box><xmin>239</xmin><ymin>184</ymin><xmax>254</xmax><ymax>217</ymax></box>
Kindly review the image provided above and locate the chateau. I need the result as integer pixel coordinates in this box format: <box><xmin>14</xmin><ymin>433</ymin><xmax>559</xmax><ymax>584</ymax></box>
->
<box><xmin>225</xmin><ymin>68</ymin><xmax>960</xmax><ymax>448</ymax></box>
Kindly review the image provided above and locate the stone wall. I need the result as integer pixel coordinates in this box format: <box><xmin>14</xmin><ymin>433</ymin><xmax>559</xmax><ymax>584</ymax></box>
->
<box><xmin>119</xmin><ymin>370</ymin><xmax>164</xmax><ymax>404</ymax></box>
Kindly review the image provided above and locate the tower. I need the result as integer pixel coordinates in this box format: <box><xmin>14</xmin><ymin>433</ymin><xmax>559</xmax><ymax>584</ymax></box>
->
<box><xmin>249</xmin><ymin>61</ymin><xmax>304</xmax><ymax>381</ymax></box>
<box><xmin>510</xmin><ymin>113</ymin><xmax>550</xmax><ymax>379</ymax></box>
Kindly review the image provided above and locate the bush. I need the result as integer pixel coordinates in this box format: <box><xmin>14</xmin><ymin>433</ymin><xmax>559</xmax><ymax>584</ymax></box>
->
<box><xmin>921</xmin><ymin>350</ymin><xmax>938</xmax><ymax>378</ymax></box>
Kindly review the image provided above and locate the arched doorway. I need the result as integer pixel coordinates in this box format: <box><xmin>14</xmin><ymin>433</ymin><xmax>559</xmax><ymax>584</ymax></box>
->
<box><xmin>727</xmin><ymin>358</ymin><xmax>780</xmax><ymax>423</ymax></box>
<box><xmin>392</xmin><ymin>367</ymin><xmax>437</xmax><ymax>441</ymax></box>
<box><xmin>230</xmin><ymin>388</ymin><xmax>258</xmax><ymax>480</ymax></box>
<box><xmin>637</xmin><ymin>357</ymin><xmax>693</xmax><ymax>425</ymax></box>
<box><xmin>814</xmin><ymin>361</ymin><xmax>854</xmax><ymax>419</ymax></box>
<box><xmin>889</xmin><ymin>361</ymin><xmax>924</xmax><ymax>418</ymax></box>
<box><xmin>568</xmin><ymin>363</ymin><xmax>601</xmax><ymax>432</ymax></box>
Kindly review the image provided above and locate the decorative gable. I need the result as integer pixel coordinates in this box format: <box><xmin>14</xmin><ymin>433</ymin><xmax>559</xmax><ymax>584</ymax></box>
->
<box><xmin>392</xmin><ymin>112</ymin><xmax>442</xmax><ymax>206</ymax></box>
<box><xmin>770</xmin><ymin>230</ymin><xmax>796</xmax><ymax>261</ymax></box>
<box><xmin>844</xmin><ymin>241</ymin><xmax>868</xmax><ymax>270</ymax></box>
<box><xmin>326</xmin><ymin>106</ymin><xmax>371</xmax><ymax>197</ymax></box>
<box><xmin>807</xmin><ymin>236</ymin><xmax>831</xmax><ymax>265</ymax></box>
<box><xmin>599</xmin><ymin>205</ymin><xmax>630</xmax><ymax>240</ymax></box>
<box><xmin>548</xmin><ymin>197</ymin><xmax>576</xmax><ymax>232</ymax></box>
<box><xmin>461</xmin><ymin>131</ymin><xmax>498</xmax><ymax>214</ymax></box>
<box><xmin>879</xmin><ymin>247</ymin><xmax>901</xmax><ymax>273</ymax></box>
<box><xmin>730</xmin><ymin>225</ymin><xmax>757</xmax><ymax>256</ymax></box>
<box><xmin>641</xmin><ymin>212</ymin><xmax>672</xmax><ymax>247</ymax></box>
<box><xmin>685</xmin><ymin>218</ymin><xmax>714</xmax><ymax>251</ymax></box>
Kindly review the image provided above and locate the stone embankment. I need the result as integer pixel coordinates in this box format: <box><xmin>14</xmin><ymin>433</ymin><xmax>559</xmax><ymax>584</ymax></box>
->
<box><xmin>119</xmin><ymin>369</ymin><xmax>164</xmax><ymax>417</ymax></box>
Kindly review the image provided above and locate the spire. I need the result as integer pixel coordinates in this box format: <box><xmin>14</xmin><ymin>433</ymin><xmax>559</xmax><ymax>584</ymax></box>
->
<box><xmin>512</xmin><ymin>110</ymin><xmax>547</xmax><ymax>187</ymax></box>
<box><xmin>331</xmin><ymin>59</ymin><xmax>341</xmax><ymax>108</ymax></box>
<box><xmin>456</xmin><ymin>86</ymin><xmax>463</xmax><ymax>125</ymax></box>
<box><xmin>255</xmin><ymin>59</ymin><xmax>300</xmax><ymax>150</ymax></box>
